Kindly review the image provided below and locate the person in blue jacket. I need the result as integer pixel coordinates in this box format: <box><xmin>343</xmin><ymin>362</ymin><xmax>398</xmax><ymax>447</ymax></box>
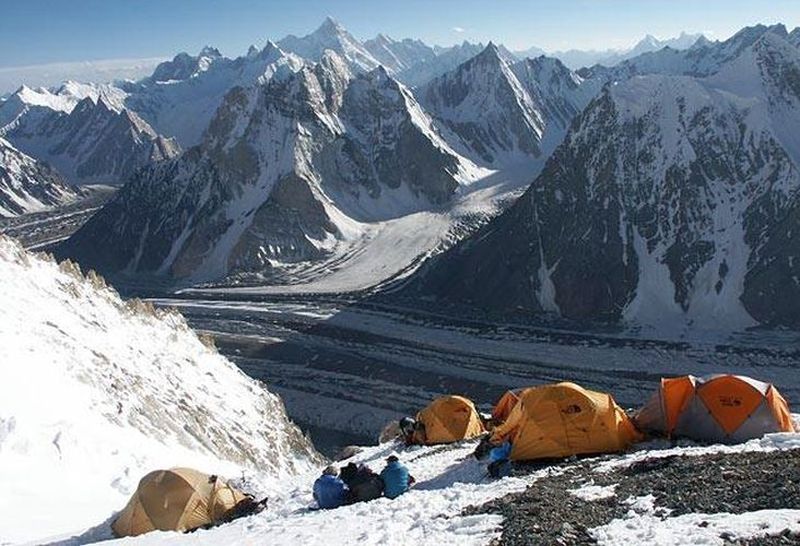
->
<box><xmin>487</xmin><ymin>440</ymin><xmax>512</xmax><ymax>478</ymax></box>
<box><xmin>380</xmin><ymin>455</ymin><xmax>415</xmax><ymax>499</ymax></box>
<box><xmin>313</xmin><ymin>465</ymin><xmax>349</xmax><ymax>509</ymax></box>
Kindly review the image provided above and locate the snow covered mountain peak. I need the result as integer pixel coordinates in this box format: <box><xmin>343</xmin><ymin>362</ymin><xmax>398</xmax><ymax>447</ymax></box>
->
<box><xmin>259</xmin><ymin>39</ymin><xmax>282</xmax><ymax>58</ymax></box>
<box><xmin>199</xmin><ymin>45</ymin><xmax>223</xmax><ymax>58</ymax></box>
<box><xmin>319</xmin><ymin>15</ymin><xmax>346</xmax><ymax>34</ymax></box>
<box><xmin>149</xmin><ymin>48</ymin><xmax>226</xmax><ymax>83</ymax></box>
<box><xmin>278</xmin><ymin>17</ymin><xmax>380</xmax><ymax>73</ymax></box>
<box><xmin>420</xmin><ymin>43</ymin><xmax>546</xmax><ymax>166</ymax></box>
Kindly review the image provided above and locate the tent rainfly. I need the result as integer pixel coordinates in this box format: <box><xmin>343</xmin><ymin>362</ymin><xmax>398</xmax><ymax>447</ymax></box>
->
<box><xmin>112</xmin><ymin>468</ymin><xmax>248</xmax><ymax>537</ymax></box>
<box><xmin>634</xmin><ymin>374</ymin><xmax>794</xmax><ymax>443</ymax></box>
<box><xmin>412</xmin><ymin>395</ymin><xmax>486</xmax><ymax>445</ymax></box>
<box><xmin>490</xmin><ymin>382</ymin><xmax>642</xmax><ymax>461</ymax></box>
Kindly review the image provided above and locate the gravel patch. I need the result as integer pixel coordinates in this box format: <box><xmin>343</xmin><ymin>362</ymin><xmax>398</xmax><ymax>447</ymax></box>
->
<box><xmin>468</xmin><ymin>449</ymin><xmax>800</xmax><ymax>545</ymax></box>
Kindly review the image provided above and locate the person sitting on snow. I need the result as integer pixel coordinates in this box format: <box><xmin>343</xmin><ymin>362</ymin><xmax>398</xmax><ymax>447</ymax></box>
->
<box><xmin>313</xmin><ymin>465</ymin><xmax>349</xmax><ymax>509</ymax></box>
<box><xmin>380</xmin><ymin>455</ymin><xmax>415</xmax><ymax>499</ymax></box>
<box><xmin>340</xmin><ymin>462</ymin><xmax>384</xmax><ymax>504</ymax></box>
<box><xmin>487</xmin><ymin>440</ymin><xmax>512</xmax><ymax>479</ymax></box>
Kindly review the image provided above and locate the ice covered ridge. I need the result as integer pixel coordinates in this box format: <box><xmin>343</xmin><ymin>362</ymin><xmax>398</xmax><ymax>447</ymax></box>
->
<box><xmin>0</xmin><ymin>236</ymin><xmax>320</xmax><ymax>544</ymax></box>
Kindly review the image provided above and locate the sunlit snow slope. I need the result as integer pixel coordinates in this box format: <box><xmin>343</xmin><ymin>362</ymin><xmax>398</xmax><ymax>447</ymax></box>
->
<box><xmin>0</xmin><ymin>236</ymin><xmax>320</xmax><ymax>544</ymax></box>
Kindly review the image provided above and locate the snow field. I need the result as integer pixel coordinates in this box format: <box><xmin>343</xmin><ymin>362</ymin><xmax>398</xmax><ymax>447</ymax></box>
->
<box><xmin>0</xmin><ymin>236</ymin><xmax>319</xmax><ymax>544</ymax></box>
<box><xmin>116</xmin><ymin>440</ymin><xmax>552</xmax><ymax>546</ymax></box>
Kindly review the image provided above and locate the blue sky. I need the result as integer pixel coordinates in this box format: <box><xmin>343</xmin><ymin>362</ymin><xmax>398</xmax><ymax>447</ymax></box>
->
<box><xmin>2</xmin><ymin>0</ymin><xmax>799</xmax><ymax>68</ymax></box>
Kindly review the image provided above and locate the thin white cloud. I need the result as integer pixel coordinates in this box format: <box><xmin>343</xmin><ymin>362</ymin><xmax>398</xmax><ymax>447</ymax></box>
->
<box><xmin>452</xmin><ymin>26</ymin><xmax>465</xmax><ymax>33</ymax></box>
<box><xmin>0</xmin><ymin>57</ymin><xmax>167</xmax><ymax>95</ymax></box>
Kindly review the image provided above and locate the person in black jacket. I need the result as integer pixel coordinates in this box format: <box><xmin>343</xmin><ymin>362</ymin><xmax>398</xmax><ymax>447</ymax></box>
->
<box><xmin>340</xmin><ymin>462</ymin><xmax>384</xmax><ymax>504</ymax></box>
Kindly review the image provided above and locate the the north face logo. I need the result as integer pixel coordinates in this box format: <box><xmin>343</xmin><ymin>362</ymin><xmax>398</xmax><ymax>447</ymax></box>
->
<box><xmin>562</xmin><ymin>404</ymin><xmax>582</xmax><ymax>415</ymax></box>
<box><xmin>719</xmin><ymin>396</ymin><xmax>742</xmax><ymax>407</ymax></box>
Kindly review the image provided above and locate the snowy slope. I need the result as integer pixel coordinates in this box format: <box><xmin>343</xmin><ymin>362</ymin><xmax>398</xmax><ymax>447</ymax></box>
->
<box><xmin>419</xmin><ymin>43</ymin><xmax>546</xmax><ymax>166</ymax></box>
<box><xmin>0</xmin><ymin>236</ymin><xmax>320</xmax><ymax>544</ymax></box>
<box><xmin>410</xmin><ymin>25</ymin><xmax>800</xmax><ymax>330</ymax></box>
<box><xmin>64</xmin><ymin>426</ymin><xmax>800</xmax><ymax>546</ymax></box>
<box><xmin>0</xmin><ymin>82</ymin><xmax>127</xmax><ymax>129</ymax></box>
<box><xmin>104</xmin><ymin>440</ymin><xmax>547</xmax><ymax>546</ymax></box>
<box><xmin>0</xmin><ymin>137</ymin><xmax>76</xmax><ymax>217</ymax></box>
<box><xmin>395</xmin><ymin>41</ymin><xmax>515</xmax><ymax>89</ymax></box>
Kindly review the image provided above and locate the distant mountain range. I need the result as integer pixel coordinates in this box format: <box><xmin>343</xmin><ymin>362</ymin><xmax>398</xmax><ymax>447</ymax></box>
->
<box><xmin>533</xmin><ymin>31</ymin><xmax>705</xmax><ymax>69</ymax></box>
<box><xmin>3</xmin><ymin>19</ymin><xmax>800</xmax><ymax>332</ymax></box>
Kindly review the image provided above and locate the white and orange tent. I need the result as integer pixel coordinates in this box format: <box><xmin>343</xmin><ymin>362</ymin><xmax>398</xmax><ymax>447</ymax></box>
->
<box><xmin>634</xmin><ymin>374</ymin><xmax>795</xmax><ymax>443</ymax></box>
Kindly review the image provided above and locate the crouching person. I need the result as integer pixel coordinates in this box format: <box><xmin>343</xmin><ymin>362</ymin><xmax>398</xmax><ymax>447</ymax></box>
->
<box><xmin>313</xmin><ymin>466</ymin><xmax>348</xmax><ymax>509</ymax></box>
<box><xmin>380</xmin><ymin>455</ymin><xmax>415</xmax><ymax>499</ymax></box>
<box><xmin>487</xmin><ymin>440</ymin><xmax>512</xmax><ymax>478</ymax></box>
<box><xmin>341</xmin><ymin>462</ymin><xmax>384</xmax><ymax>504</ymax></box>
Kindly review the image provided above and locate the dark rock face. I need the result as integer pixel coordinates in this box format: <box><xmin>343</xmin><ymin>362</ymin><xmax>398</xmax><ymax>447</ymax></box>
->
<box><xmin>335</xmin><ymin>67</ymin><xmax>460</xmax><ymax>209</ymax></box>
<box><xmin>410</xmin><ymin>92</ymin><xmax>638</xmax><ymax>321</ymax></box>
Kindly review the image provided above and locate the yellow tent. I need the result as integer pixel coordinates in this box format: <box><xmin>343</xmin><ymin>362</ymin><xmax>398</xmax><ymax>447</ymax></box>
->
<box><xmin>412</xmin><ymin>395</ymin><xmax>486</xmax><ymax>445</ymax></box>
<box><xmin>492</xmin><ymin>389</ymin><xmax>522</xmax><ymax>423</ymax></box>
<box><xmin>634</xmin><ymin>375</ymin><xmax>795</xmax><ymax>443</ymax></box>
<box><xmin>490</xmin><ymin>382</ymin><xmax>641</xmax><ymax>460</ymax></box>
<box><xmin>112</xmin><ymin>468</ymin><xmax>248</xmax><ymax>537</ymax></box>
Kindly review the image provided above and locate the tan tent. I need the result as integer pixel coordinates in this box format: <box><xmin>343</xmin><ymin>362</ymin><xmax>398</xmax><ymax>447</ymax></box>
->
<box><xmin>412</xmin><ymin>395</ymin><xmax>486</xmax><ymax>445</ymax></box>
<box><xmin>490</xmin><ymin>382</ymin><xmax>642</xmax><ymax>461</ymax></box>
<box><xmin>112</xmin><ymin>468</ymin><xmax>248</xmax><ymax>537</ymax></box>
<box><xmin>634</xmin><ymin>374</ymin><xmax>795</xmax><ymax>443</ymax></box>
<box><xmin>492</xmin><ymin>389</ymin><xmax>522</xmax><ymax>423</ymax></box>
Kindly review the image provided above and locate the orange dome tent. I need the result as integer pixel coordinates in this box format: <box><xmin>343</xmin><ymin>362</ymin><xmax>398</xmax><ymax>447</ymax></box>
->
<box><xmin>490</xmin><ymin>382</ymin><xmax>642</xmax><ymax>461</ymax></box>
<box><xmin>492</xmin><ymin>389</ymin><xmax>522</xmax><ymax>423</ymax></box>
<box><xmin>634</xmin><ymin>375</ymin><xmax>794</xmax><ymax>443</ymax></box>
<box><xmin>412</xmin><ymin>395</ymin><xmax>486</xmax><ymax>445</ymax></box>
<box><xmin>112</xmin><ymin>468</ymin><xmax>248</xmax><ymax>537</ymax></box>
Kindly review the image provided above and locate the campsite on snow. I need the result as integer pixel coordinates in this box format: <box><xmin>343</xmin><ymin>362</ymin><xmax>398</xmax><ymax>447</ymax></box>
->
<box><xmin>3</xmin><ymin>3</ymin><xmax>800</xmax><ymax>545</ymax></box>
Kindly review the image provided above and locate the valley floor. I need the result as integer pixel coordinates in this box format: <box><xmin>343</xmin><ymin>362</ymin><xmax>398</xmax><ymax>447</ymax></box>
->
<box><xmin>0</xmin><ymin>185</ymin><xmax>116</xmax><ymax>250</ymax></box>
<box><xmin>149</xmin><ymin>293</ymin><xmax>800</xmax><ymax>456</ymax></box>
